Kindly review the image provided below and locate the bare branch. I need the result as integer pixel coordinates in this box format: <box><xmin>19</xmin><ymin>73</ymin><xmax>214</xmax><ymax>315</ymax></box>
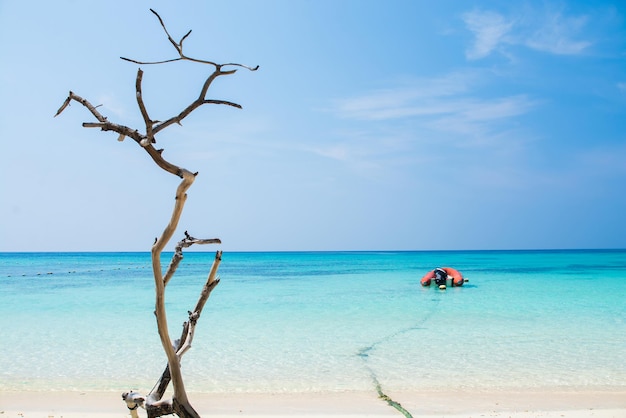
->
<box><xmin>135</xmin><ymin>68</ymin><xmax>155</xmax><ymax>145</ymax></box>
<box><xmin>121</xmin><ymin>56</ymin><xmax>183</xmax><ymax>65</ymax></box>
<box><xmin>163</xmin><ymin>231</ymin><xmax>221</xmax><ymax>286</ymax></box>
<box><xmin>56</xmin><ymin>91</ymin><xmax>187</xmax><ymax>177</ymax></box>
<box><xmin>82</xmin><ymin>122</ymin><xmax>106</xmax><ymax>128</ymax></box>
<box><xmin>54</xmin><ymin>96</ymin><xmax>71</xmax><ymax>117</ymax></box>
<box><xmin>59</xmin><ymin>92</ymin><xmax>109</xmax><ymax>123</ymax></box>
<box><xmin>150</xmin><ymin>8</ymin><xmax>181</xmax><ymax>53</ymax></box>
<box><xmin>153</xmin><ymin>98</ymin><xmax>242</xmax><ymax>135</ymax></box>
<box><xmin>198</xmin><ymin>68</ymin><xmax>231</xmax><ymax>100</ymax></box>
<box><xmin>223</xmin><ymin>63</ymin><xmax>260</xmax><ymax>72</ymax></box>
<box><xmin>118</xmin><ymin>9</ymin><xmax>259</xmax><ymax>143</ymax></box>
<box><xmin>122</xmin><ymin>9</ymin><xmax>260</xmax><ymax>75</ymax></box>
<box><xmin>177</xmin><ymin>251</ymin><xmax>222</xmax><ymax>358</ymax></box>
<box><xmin>179</xmin><ymin>29</ymin><xmax>192</xmax><ymax>47</ymax></box>
<box><xmin>203</xmin><ymin>99</ymin><xmax>242</xmax><ymax>107</ymax></box>
<box><xmin>192</xmin><ymin>251</ymin><xmax>222</xmax><ymax>315</ymax></box>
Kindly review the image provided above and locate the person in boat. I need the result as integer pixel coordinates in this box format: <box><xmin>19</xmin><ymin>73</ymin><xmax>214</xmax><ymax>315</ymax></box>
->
<box><xmin>433</xmin><ymin>267</ymin><xmax>448</xmax><ymax>286</ymax></box>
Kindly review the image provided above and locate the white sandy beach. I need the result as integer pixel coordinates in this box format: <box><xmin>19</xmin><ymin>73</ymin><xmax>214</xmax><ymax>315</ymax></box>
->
<box><xmin>1</xmin><ymin>390</ymin><xmax>625</xmax><ymax>418</ymax></box>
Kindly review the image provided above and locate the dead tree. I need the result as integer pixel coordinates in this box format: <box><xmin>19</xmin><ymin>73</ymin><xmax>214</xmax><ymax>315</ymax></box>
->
<box><xmin>55</xmin><ymin>9</ymin><xmax>258</xmax><ymax>418</ymax></box>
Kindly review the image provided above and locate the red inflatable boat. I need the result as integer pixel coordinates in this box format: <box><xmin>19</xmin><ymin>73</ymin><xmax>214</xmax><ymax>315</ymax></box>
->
<box><xmin>420</xmin><ymin>267</ymin><xmax>465</xmax><ymax>287</ymax></box>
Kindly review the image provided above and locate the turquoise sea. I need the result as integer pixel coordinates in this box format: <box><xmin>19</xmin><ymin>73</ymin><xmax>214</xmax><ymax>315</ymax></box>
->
<box><xmin>1</xmin><ymin>250</ymin><xmax>625</xmax><ymax>395</ymax></box>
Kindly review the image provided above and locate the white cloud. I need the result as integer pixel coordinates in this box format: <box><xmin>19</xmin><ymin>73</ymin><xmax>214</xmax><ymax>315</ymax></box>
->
<box><xmin>332</xmin><ymin>71</ymin><xmax>478</xmax><ymax>120</ymax></box>
<box><xmin>462</xmin><ymin>7</ymin><xmax>592</xmax><ymax>60</ymax></box>
<box><xmin>463</xmin><ymin>10</ymin><xmax>513</xmax><ymax>60</ymax></box>
<box><xmin>322</xmin><ymin>72</ymin><xmax>539</xmax><ymax>182</ymax></box>
<box><xmin>331</xmin><ymin>72</ymin><xmax>537</xmax><ymax>139</ymax></box>
<box><xmin>525</xmin><ymin>11</ymin><xmax>591</xmax><ymax>55</ymax></box>
<box><xmin>427</xmin><ymin>95</ymin><xmax>537</xmax><ymax>137</ymax></box>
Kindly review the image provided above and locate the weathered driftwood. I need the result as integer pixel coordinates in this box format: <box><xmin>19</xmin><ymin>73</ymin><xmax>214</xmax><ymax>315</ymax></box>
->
<box><xmin>56</xmin><ymin>9</ymin><xmax>257</xmax><ymax>418</ymax></box>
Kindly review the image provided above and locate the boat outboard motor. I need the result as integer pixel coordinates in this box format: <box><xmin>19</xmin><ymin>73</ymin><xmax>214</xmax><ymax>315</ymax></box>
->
<box><xmin>434</xmin><ymin>268</ymin><xmax>447</xmax><ymax>286</ymax></box>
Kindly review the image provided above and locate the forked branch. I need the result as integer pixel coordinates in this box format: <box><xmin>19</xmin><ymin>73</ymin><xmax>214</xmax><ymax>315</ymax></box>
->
<box><xmin>164</xmin><ymin>231</ymin><xmax>221</xmax><ymax>286</ymax></box>
<box><xmin>54</xmin><ymin>91</ymin><xmax>183</xmax><ymax>176</ymax></box>
<box><xmin>55</xmin><ymin>9</ymin><xmax>258</xmax><ymax>174</ymax></box>
<box><xmin>120</xmin><ymin>9</ymin><xmax>259</xmax><ymax>74</ymax></box>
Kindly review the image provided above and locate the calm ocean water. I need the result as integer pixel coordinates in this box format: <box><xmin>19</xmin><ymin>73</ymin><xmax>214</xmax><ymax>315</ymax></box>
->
<box><xmin>0</xmin><ymin>250</ymin><xmax>625</xmax><ymax>394</ymax></box>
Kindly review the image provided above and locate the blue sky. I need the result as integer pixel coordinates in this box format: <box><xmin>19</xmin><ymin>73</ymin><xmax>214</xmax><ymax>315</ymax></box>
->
<box><xmin>1</xmin><ymin>0</ymin><xmax>625</xmax><ymax>251</ymax></box>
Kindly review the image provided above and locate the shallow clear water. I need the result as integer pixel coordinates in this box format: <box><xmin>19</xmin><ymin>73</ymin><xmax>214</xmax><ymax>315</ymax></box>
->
<box><xmin>1</xmin><ymin>250</ymin><xmax>625</xmax><ymax>394</ymax></box>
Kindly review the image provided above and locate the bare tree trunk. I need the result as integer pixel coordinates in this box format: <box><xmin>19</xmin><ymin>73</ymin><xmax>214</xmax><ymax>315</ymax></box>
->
<box><xmin>151</xmin><ymin>171</ymin><xmax>196</xmax><ymax>414</ymax></box>
<box><xmin>58</xmin><ymin>9</ymin><xmax>257</xmax><ymax>417</ymax></box>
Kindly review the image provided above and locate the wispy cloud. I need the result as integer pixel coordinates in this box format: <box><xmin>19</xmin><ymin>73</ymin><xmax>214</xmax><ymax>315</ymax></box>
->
<box><xmin>463</xmin><ymin>10</ymin><xmax>513</xmax><ymax>60</ymax></box>
<box><xmin>332</xmin><ymin>71</ymin><xmax>476</xmax><ymax>120</ymax></box>
<box><xmin>330</xmin><ymin>71</ymin><xmax>537</xmax><ymax>139</ymax></box>
<box><xmin>337</xmin><ymin>73</ymin><xmax>476</xmax><ymax>117</ymax></box>
<box><xmin>524</xmin><ymin>11</ymin><xmax>591</xmax><ymax>54</ymax></box>
<box><xmin>426</xmin><ymin>95</ymin><xmax>537</xmax><ymax>138</ymax></box>
<box><xmin>463</xmin><ymin>7</ymin><xmax>592</xmax><ymax>60</ymax></box>
<box><xmin>318</xmin><ymin>71</ymin><xmax>540</xmax><ymax>185</ymax></box>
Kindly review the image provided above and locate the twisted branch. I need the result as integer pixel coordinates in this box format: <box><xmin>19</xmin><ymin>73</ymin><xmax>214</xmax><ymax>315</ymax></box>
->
<box><xmin>57</xmin><ymin>9</ymin><xmax>256</xmax><ymax>417</ymax></box>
